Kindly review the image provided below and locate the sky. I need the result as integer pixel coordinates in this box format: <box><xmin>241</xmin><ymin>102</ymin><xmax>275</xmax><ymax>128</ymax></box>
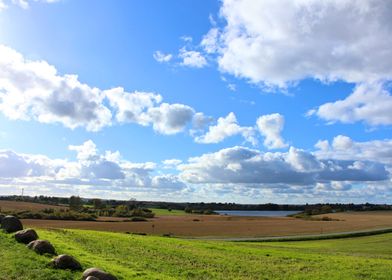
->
<box><xmin>0</xmin><ymin>0</ymin><xmax>391</xmax><ymax>203</ymax></box>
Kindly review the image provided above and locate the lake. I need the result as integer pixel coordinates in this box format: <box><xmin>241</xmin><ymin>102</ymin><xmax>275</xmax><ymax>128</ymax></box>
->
<box><xmin>215</xmin><ymin>210</ymin><xmax>301</xmax><ymax>217</ymax></box>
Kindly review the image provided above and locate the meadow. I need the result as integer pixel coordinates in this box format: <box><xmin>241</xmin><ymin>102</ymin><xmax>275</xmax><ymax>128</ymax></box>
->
<box><xmin>1</xmin><ymin>228</ymin><xmax>392</xmax><ymax>279</ymax></box>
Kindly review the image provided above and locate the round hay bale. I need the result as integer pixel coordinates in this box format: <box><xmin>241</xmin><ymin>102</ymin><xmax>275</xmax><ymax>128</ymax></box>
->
<box><xmin>27</xmin><ymin>240</ymin><xmax>56</xmax><ymax>255</ymax></box>
<box><xmin>82</xmin><ymin>268</ymin><xmax>117</xmax><ymax>280</ymax></box>
<box><xmin>85</xmin><ymin>277</ymin><xmax>99</xmax><ymax>280</ymax></box>
<box><xmin>1</xmin><ymin>215</ymin><xmax>23</xmax><ymax>233</ymax></box>
<box><xmin>50</xmin><ymin>254</ymin><xmax>82</xmax><ymax>270</ymax></box>
<box><xmin>14</xmin><ymin>228</ymin><xmax>38</xmax><ymax>244</ymax></box>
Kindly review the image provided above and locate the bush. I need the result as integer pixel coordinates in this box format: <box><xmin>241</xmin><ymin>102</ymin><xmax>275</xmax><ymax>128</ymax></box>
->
<box><xmin>130</xmin><ymin>217</ymin><xmax>147</xmax><ymax>222</ymax></box>
<box><xmin>131</xmin><ymin>208</ymin><xmax>155</xmax><ymax>218</ymax></box>
<box><xmin>8</xmin><ymin>209</ymin><xmax>96</xmax><ymax>221</ymax></box>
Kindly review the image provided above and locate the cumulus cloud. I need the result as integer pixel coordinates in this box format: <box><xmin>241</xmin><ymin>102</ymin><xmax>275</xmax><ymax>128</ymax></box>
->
<box><xmin>1</xmin><ymin>45</ymin><xmax>280</xmax><ymax>142</ymax></box>
<box><xmin>308</xmin><ymin>82</ymin><xmax>392</xmax><ymax>126</ymax></box>
<box><xmin>206</xmin><ymin>0</ymin><xmax>392</xmax><ymax>87</ymax></box>
<box><xmin>153</xmin><ymin>51</ymin><xmax>173</xmax><ymax>63</ymax></box>
<box><xmin>105</xmin><ymin>87</ymin><xmax>162</xmax><ymax>125</ymax></box>
<box><xmin>179</xmin><ymin>48</ymin><xmax>207</xmax><ymax>68</ymax></box>
<box><xmin>0</xmin><ymin>150</ymin><xmax>63</xmax><ymax>177</ymax></box>
<box><xmin>179</xmin><ymin>145</ymin><xmax>389</xmax><ymax>186</ymax></box>
<box><xmin>0</xmin><ymin>45</ymin><xmax>207</xmax><ymax>136</ymax></box>
<box><xmin>256</xmin><ymin>113</ymin><xmax>287</xmax><ymax>149</ymax></box>
<box><xmin>147</xmin><ymin>103</ymin><xmax>195</xmax><ymax>135</ymax></box>
<box><xmin>194</xmin><ymin>112</ymin><xmax>257</xmax><ymax>145</ymax></box>
<box><xmin>0</xmin><ymin>140</ymin><xmax>391</xmax><ymax>202</ymax></box>
<box><xmin>0</xmin><ymin>45</ymin><xmax>112</xmax><ymax>131</ymax></box>
<box><xmin>67</xmin><ymin>140</ymin><xmax>125</xmax><ymax>180</ymax></box>
<box><xmin>162</xmin><ymin>159</ymin><xmax>182</xmax><ymax>169</ymax></box>
<box><xmin>107</xmin><ymin>92</ymin><xmax>196</xmax><ymax>134</ymax></box>
<box><xmin>315</xmin><ymin>135</ymin><xmax>392</xmax><ymax>165</ymax></box>
<box><xmin>0</xmin><ymin>140</ymin><xmax>189</xmax><ymax>199</ymax></box>
<box><xmin>191</xmin><ymin>112</ymin><xmax>213</xmax><ymax>130</ymax></box>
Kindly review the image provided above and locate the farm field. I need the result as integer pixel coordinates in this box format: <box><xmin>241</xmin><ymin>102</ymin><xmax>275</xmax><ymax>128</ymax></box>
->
<box><xmin>148</xmin><ymin>208</ymin><xmax>188</xmax><ymax>216</ymax></box>
<box><xmin>0</xmin><ymin>200</ymin><xmax>66</xmax><ymax>212</ymax></box>
<box><xmin>22</xmin><ymin>211</ymin><xmax>392</xmax><ymax>238</ymax></box>
<box><xmin>1</xmin><ymin>228</ymin><xmax>392</xmax><ymax>279</ymax></box>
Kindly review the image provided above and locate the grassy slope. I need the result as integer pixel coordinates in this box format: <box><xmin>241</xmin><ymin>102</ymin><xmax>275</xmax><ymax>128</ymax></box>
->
<box><xmin>1</xmin><ymin>229</ymin><xmax>392</xmax><ymax>279</ymax></box>
<box><xmin>0</xmin><ymin>232</ymin><xmax>76</xmax><ymax>280</ymax></box>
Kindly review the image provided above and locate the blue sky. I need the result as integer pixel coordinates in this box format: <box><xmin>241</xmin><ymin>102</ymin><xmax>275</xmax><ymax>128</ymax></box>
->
<box><xmin>0</xmin><ymin>0</ymin><xmax>391</xmax><ymax>203</ymax></box>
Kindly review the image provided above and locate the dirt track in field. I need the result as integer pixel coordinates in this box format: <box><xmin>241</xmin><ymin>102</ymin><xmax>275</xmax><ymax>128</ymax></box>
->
<box><xmin>0</xmin><ymin>200</ymin><xmax>66</xmax><ymax>212</ymax></box>
<box><xmin>22</xmin><ymin>211</ymin><xmax>392</xmax><ymax>238</ymax></box>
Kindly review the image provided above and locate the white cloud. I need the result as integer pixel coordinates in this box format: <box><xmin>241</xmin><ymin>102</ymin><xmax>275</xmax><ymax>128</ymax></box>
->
<box><xmin>179</xmin><ymin>48</ymin><xmax>207</xmax><ymax>68</ymax></box>
<box><xmin>315</xmin><ymin>135</ymin><xmax>392</xmax><ymax>165</ymax></box>
<box><xmin>67</xmin><ymin>140</ymin><xmax>125</xmax><ymax>180</ymax></box>
<box><xmin>0</xmin><ymin>45</ymin><xmax>112</xmax><ymax>131</ymax></box>
<box><xmin>208</xmin><ymin>0</ymin><xmax>392</xmax><ymax>87</ymax></box>
<box><xmin>201</xmin><ymin>28</ymin><xmax>219</xmax><ymax>54</ymax></box>
<box><xmin>180</xmin><ymin>36</ymin><xmax>193</xmax><ymax>43</ymax></box>
<box><xmin>107</xmin><ymin>88</ymin><xmax>196</xmax><ymax>135</ymax></box>
<box><xmin>146</xmin><ymin>103</ymin><xmax>195</xmax><ymax>135</ymax></box>
<box><xmin>0</xmin><ymin>140</ymin><xmax>189</xmax><ymax>199</ymax></box>
<box><xmin>227</xmin><ymin>83</ymin><xmax>236</xmax><ymax>91</ymax></box>
<box><xmin>256</xmin><ymin>113</ymin><xmax>287</xmax><ymax>149</ymax></box>
<box><xmin>194</xmin><ymin>112</ymin><xmax>257</xmax><ymax>145</ymax></box>
<box><xmin>191</xmin><ymin>112</ymin><xmax>213</xmax><ymax>130</ymax></box>
<box><xmin>287</xmin><ymin>147</ymin><xmax>322</xmax><ymax>172</ymax></box>
<box><xmin>179</xmin><ymin>146</ymin><xmax>389</xmax><ymax>186</ymax></box>
<box><xmin>0</xmin><ymin>0</ymin><xmax>8</xmax><ymax>10</ymax></box>
<box><xmin>0</xmin><ymin>45</ymin><xmax>209</xmax><ymax>136</ymax></box>
<box><xmin>153</xmin><ymin>51</ymin><xmax>173</xmax><ymax>63</ymax></box>
<box><xmin>68</xmin><ymin>140</ymin><xmax>98</xmax><ymax>162</ymax></box>
<box><xmin>0</xmin><ymin>150</ymin><xmax>63</xmax><ymax>177</ymax></box>
<box><xmin>1</xmin><ymin>0</ymin><xmax>59</xmax><ymax>10</ymax></box>
<box><xmin>105</xmin><ymin>87</ymin><xmax>162</xmax><ymax>125</ymax></box>
<box><xmin>0</xmin><ymin>45</ymin><xmax>274</xmax><ymax>141</ymax></box>
<box><xmin>309</xmin><ymin>82</ymin><xmax>392</xmax><ymax>126</ymax></box>
<box><xmin>151</xmin><ymin>174</ymin><xmax>187</xmax><ymax>190</ymax></box>
<box><xmin>0</xmin><ymin>140</ymin><xmax>391</xmax><ymax>202</ymax></box>
<box><xmin>162</xmin><ymin>159</ymin><xmax>182</xmax><ymax>169</ymax></box>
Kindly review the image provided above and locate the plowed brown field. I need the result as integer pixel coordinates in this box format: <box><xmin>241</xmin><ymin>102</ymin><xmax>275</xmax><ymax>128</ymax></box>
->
<box><xmin>21</xmin><ymin>211</ymin><xmax>392</xmax><ymax>238</ymax></box>
<box><xmin>0</xmin><ymin>200</ymin><xmax>66</xmax><ymax>212</ymax></box>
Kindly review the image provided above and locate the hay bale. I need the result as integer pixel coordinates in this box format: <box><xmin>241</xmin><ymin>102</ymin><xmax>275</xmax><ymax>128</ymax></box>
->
<box><xmin>85</xmin><ymin>277</ymin><xmax>99</xmax><ymax>280</ymax></box>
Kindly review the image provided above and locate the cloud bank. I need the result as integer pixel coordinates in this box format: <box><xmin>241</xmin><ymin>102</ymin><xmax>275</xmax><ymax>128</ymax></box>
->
<box><xmin>0</xmin><ymin>139</ymin><xmax>390</xmax><ymax>202</ymax></box>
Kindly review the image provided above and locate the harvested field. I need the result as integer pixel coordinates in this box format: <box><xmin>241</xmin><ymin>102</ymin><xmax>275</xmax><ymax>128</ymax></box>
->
<box><xmin>0</xmin><ymin>200</ymin><xmax>66</xmax><ymax>212</ymax></box>
<box><xmin>22</xmin><ymin>211</ymin><xmax>392</xmax><ymax>238</ymax></box>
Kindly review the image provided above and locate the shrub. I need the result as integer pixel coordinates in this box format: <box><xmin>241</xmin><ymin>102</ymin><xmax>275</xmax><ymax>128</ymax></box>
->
<box><xmin>130</xmin><ymin>217</ymin><xmax>147</xmax><ymax>222</ymax></box>
<box><xmin>8</xmin><ymin>209</ymin><xmax>96</xmax><ymax>221</ymax></box>
<box><xmin>131</xmin><ymin>208</ymin><xmax>155</xmax><ymax>218</ymax></box>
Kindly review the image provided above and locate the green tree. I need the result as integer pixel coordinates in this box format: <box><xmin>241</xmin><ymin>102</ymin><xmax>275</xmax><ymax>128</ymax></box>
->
<box><xmin>115</xmin><ymin>205</ymin><xmax>129</xmax><ymax>217</ymax></box>
<box><xmin>92</xmin><ymin>198</ymin><xmax>103</xmax><ymax>209</ymax></box>
<box><xmin>69</xmin><ymin>196</ymin><xmax>82</xmax><ymax>211</ymax></box>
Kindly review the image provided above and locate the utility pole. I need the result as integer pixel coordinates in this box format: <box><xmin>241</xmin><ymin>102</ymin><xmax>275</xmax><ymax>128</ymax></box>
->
<box><xmin>21</xmin><ymin>188</ymin><xmax>24</xmax><ymax>200</ymax></box>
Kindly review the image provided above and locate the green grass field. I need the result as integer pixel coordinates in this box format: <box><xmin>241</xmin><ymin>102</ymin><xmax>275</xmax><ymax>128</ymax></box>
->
<box><xmin>1</xmin><ymin>229</ymin><xmax>392</xmax><ymax>279</ymax></box>
<box><xmin>149</xmin><ymin>208</ymin><xmax>188</xmax><ymax>216</ymax></box>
